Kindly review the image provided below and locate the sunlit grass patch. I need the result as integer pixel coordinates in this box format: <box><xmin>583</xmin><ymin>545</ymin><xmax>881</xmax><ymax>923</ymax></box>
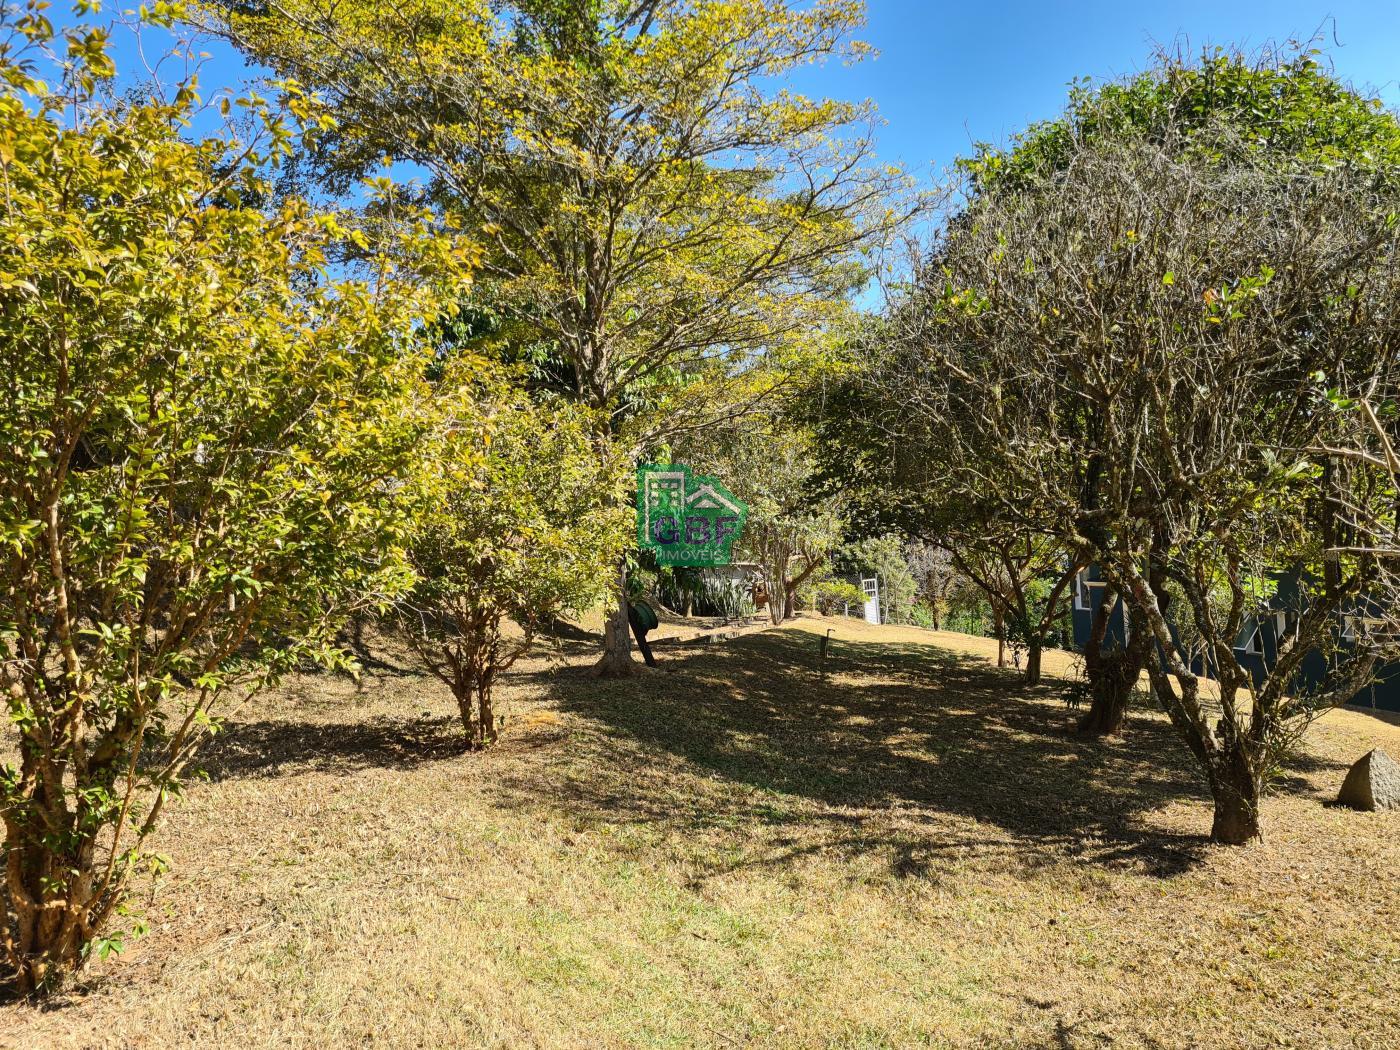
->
<box><xmin>5</xmin><ymin>617</ymin><xmax>1398</xmax><ymax>1048</ymax></box>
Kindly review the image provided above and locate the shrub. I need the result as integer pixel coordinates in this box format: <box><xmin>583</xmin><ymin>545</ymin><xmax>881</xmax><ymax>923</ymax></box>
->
<box><xmin>907</xmin><ymin>603</ymin><xmax>936</xmax><ymax>629</ymax></box>
<box><xmin>0</xmin><ymin>15</ymin><xmax>466</xmax><ymax>993</ymax></box>
<box><xmin>811</xmin><ymin>581</ymin><xmax>868</xmax><ymax>616</ymax></box>
<box><xmin>396</xmin><ymin>380</ymin><xmax>624</xmax><ymax>747</ymax></box>
<box><xmin>656</xmin><ymin>571</ymin><xmax>756</xmax><ymax>620</ymax></box>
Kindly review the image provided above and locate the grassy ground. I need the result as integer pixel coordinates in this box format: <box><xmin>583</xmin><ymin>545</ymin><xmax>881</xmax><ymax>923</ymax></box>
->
<box><xmin>4</xmin><ymin>616</ymin><xmax>1399</xmax><ymax>1049</ymax></box>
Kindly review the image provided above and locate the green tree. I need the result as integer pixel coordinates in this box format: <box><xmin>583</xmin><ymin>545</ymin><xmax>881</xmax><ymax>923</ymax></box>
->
<box><xmin>944</xmin><ymin>537</ymin><xmax>1078</xmax><ymax>685</ymax></box>
<box><xmin>844</xmin><ymin>48</ymin><xmax>1400</xmax><ymax>738</ymax></box>
<box><xmin>807</xmin><ymin>579</ymin><xmax>865</xmax><ymax>615</ymax></box>
<box><xmin>678</xmin><ymin>414</ymin><xmax>844</xmax><ymax>623</ymax></box>
<box><xmin>0</xmin><ymin>11</ymin><xmax>467</xmax><ymax>992</ymax></box>
<box><xmin>396</xmin><ymin>376</ymin><xmax>625</xmax><ymax>748</ymax></box>
<box><xmin>886</xmin><ymin>60</ymin><xmax>1400</xmax><ymax>842</ymax></box>
<box><xmin>812</xmin><ymin>380</ymin><xmax>1079</xmax><ymax>683</ymax></box>
<box><xmin>837</xmin><ymin>534</ymin><xmax>917</xmax><ymax>625</ymax></box>
<box><xmin>211</xmin><ymin>0</ymin><xmax>914</xmax><ymax>673</ymax></box>
<box><xmin>964</xmin><ymin>47</ymin><xmax>1400</xmax><ymax>198</ymax></box>
<box><xmin>904</xmin><ymin>541</ymin><xmax>958</xmax><ymax>630</ymax></box>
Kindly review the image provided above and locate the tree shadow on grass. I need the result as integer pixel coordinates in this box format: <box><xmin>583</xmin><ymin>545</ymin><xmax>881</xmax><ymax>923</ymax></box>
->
<box><xmin>500</xmin><ymin>627</ymin><xmax>1224</xmax><ymax>878</ymax></box>
<box><xmin>197</xmin><ymin>713</ymin><xmax>468</xmax><ymax>781</ymax></box>
<box><xmin>196</xmin><ymin>625</ymin><xmax>1351</xmax><ymax>880</ymax></box>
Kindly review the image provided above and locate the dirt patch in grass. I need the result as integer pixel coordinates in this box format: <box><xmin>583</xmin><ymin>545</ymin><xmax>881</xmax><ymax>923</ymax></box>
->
<box><xmin>4</xmin><ymin>617</ymin><xmax>1398</xmax><ymax>1048</ymax></box>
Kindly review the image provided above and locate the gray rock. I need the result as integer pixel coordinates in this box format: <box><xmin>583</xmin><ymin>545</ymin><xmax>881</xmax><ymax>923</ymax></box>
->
<box><xmin>1337</xmin><ymin>748</ymin><xmax>1400</xmax><ymax>811</ymax></box>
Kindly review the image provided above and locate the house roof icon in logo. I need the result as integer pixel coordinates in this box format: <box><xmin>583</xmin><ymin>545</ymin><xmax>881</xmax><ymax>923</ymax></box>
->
<box><xmin>686</xmin><ymin>483</ymin><xmax>744</xmax><ymax>515</ymax></box>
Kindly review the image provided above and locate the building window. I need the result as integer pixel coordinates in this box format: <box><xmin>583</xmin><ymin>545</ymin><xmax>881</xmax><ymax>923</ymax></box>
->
<box><xmin>1237</xmin><ymin>624</ymin><xmax>1263</xmax><ymax>655</ymax></box>
<box><xmin>1350</xmin><ymin>616</ymin><xmax>1400</xmax><ymax>644</ymax></box>
<box><xmin>1273</xmin><ymin>609</ymin><xmax>1299</xmax><ymax>647</ymax></box>
<box><xmin>1075</xmin><ymin>572</ymin><xmax>1107</xmax><ymax>612</ymax></box>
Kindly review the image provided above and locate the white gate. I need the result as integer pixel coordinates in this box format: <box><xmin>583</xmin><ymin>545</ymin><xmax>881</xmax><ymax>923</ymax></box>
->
<box><xmin>860</xmin><ymin>576</ymin><xmax>880</xmax><ymax>625</ymax></box>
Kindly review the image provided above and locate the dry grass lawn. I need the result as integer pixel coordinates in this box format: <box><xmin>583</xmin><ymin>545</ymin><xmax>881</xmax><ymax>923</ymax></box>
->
<box><xmin>4</xmin><ymin>615</ymin><xmax>1399</xmax><ymax>1048</ymax></box>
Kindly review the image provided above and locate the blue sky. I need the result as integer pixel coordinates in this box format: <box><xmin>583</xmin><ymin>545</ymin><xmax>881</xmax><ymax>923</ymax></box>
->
<box><xmin>813</xmin><ymin>0</ymin><xmax>1400</xmax><ymax>181</ymax></box>
<box><xmin>71</xmin><ymin>1</ymin><xmax>1400</xmax><ymax>182</ymax></box>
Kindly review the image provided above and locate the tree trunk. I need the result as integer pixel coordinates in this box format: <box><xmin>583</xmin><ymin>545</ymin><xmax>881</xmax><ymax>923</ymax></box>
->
<box><xmin>454</xmin><ymin>686</ymin><xmax>475</xmax><ymax>741</ymax></box>
<box><xmin>4</xmin><ymin>720</ymin><xmax>134</xmax><ymax>995</ymax></box>
<box><xmin>994</xmin><ymin>606</ymin><xmax>1005</xmax><ymax>667</ymax></box>
<box><xmin>1078</xmin><ymin>628</ymin><xmax>1148</xmax><ymax>736</ymax></box>
<box><xmin>477</xmin><ymin>678</ymin><xmax>498</xmax><ymax>749</ymax></box>
<box><xmin>1078</xmin><ymin>581</ymin><xmax>1155</xmax><ymax>737</ymax></box>
<box><xmin>1209</xmin><ymin>761</ymin><xmax>1262</xmax><ymax>844</ymax></box>
<box><xmin>1024</xmin><ymin>640</ymin><xmax>1042</xmax><ymax>685</ymax></box>
<box><xmin>780</xmin><ymin>556</ymin><xmax>824</xmax><ymax>623</ymax></box>
<box><xmin>452</xmin><ymin>675</ymin><xmax>499</xmax><ymax>750</ymax></box>
<box><xmin>5</xmin><ymin>908</ymin><xmax>83</xmax><ymax>997</ymax></box>
<box><xmin>4</xmin><ymin>828</ymin><xmax>72</xmax><ymax>995</ymax></box>
<box><xmin>1078</xmin><ymin>581</ymin><xmax>1115</xmax><ymax>731</ymax></box>
<box><xmin>1118</xmin><ymin>553</ymin><xmax>1264</xmax><ymax>845</ymax></box>
<box><xmin>592</xmin><ymin>560</ymin><xmax>638</xmax><ymax>677</ymax></box>
<box><xmin>679</xmin><ymin>568</ymin><xmax>695</xmax><ymax>617</ymax></box>
<box><xmin>766</xmin><ymin>563</ymin><xmax>786</xmax><ymax>624</ymax></box>
<box><xmin>1077</xmin><ymin>674</ymin><xmax>1133</xmax><ymax>734</ymax></box>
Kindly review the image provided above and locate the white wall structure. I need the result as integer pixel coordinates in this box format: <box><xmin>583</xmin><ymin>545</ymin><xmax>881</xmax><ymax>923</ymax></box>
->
<box><xmin>861</xmin><ymin>576</ymin><xmax>880</xmax><ymax>625</ymax></box>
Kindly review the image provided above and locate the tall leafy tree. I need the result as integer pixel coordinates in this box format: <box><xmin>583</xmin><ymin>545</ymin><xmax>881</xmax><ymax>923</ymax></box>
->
<box><xmin>811</xmin><ymin>396</ymin><xmax>1078</xmax><ymax>684</ymax></box>
<box><xmin>0</xmin><ymin>10</ymin><xmax>468</xmax><ymax>992</ymax></box>
<box><xmin>210</xmin><ymin>0</ymin><xmax>915</xmax><ymax>673</ymax></box>
<box><xmin>842</xmin><ymin>49</ymin><xmax>1400</xmax><ymax>738</ymax></box>
<box><xmin>964</xmin><ymin>48</ymin><xmax>1400</xmax><ymax>198</ymax></box>
<box><xmin>676</xmin><ymin>411</ymin><xmax>844</xmax><ymax>624</ymax></box>
<box><xmin>877</xmin><ymin>57</ymin><xmax>1400</xmax><ymax>843</ymax></box>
